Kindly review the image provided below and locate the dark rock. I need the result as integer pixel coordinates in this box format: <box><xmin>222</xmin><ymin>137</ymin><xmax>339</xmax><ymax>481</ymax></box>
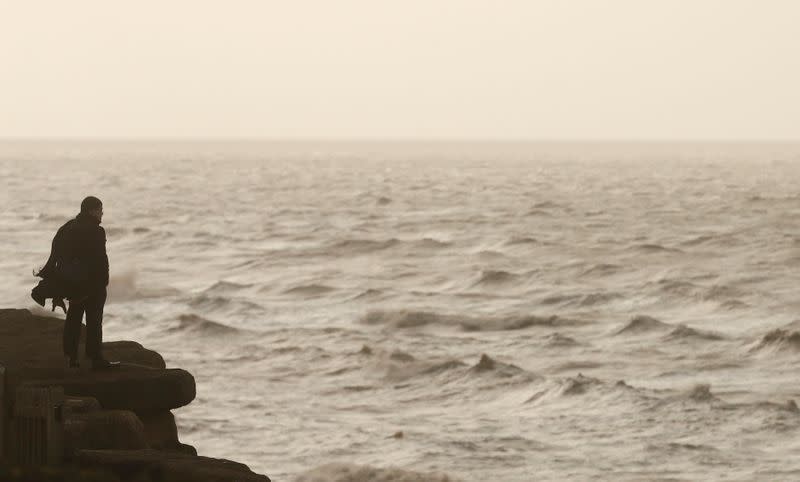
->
<box><xmin>0</xmin><ymin>309</ymin><xmax>271</xmax><ymax>481</ymax></box>
<box><xmin>65</xmin><ymin>396</ymin><xmax>102</xmax><ymax>414</ymax></box>
<box><xmin>177</xmin><ymin>443</ymin><xmax>197</xmax><ymax>456</ymax></box>
<box><xmin>75</xmin><ymin>449</ymin><xmax>271</xmax><ymax>482</ymax></box>
<box><xmin>138</xmin><ymin>411</ymin><xmax>179</xmax><ymax>450</ymax></box>
<box><xmin>104</xmin><ymin>341</ymin><xmax>166</xmax><ymax>369</ymax></box>
<box><xmin>27</xmin><ymin>368</ymin><xmax>196</xmax><ymax>413</ymax></box>
<box><xmin>65</xmin><ymin>409</ymin><xmax>148</xmax><ymax>452</ymax></box>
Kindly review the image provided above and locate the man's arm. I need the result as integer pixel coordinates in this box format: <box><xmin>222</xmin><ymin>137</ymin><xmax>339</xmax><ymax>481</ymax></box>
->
<box><xmin>92</xmin><ymin>226</ymin><xmax>109</xmax><ymax>288</ymax></box>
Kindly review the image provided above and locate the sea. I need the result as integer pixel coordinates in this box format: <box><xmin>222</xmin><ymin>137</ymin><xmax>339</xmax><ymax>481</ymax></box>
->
<box><xmin>2</xmin><ymin>140</ymin><xmax>800</xmax><ymax>481</ymax></box>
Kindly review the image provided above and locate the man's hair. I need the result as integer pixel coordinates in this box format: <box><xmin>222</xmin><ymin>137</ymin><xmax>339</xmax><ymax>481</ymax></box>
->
<box><xmin>80</xmin><ymin>196</ymin><xmax>103</xmax><ymax>213</ymax></box>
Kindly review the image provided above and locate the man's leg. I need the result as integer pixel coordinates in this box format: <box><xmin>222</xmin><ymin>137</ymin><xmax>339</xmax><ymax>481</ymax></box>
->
<box><xmin>63</xmin><ymin>299</ymin><xmax>85</xmax><ymax>364</ymax></box>
<box><xmin>84</xmin><ymin>288</ymin><xmax>107</xmax><ymax>361</ymax></box>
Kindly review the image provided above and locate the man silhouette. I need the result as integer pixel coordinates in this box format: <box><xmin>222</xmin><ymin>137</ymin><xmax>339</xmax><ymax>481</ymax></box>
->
<box><xmin>56</xmin><ymin>196</ymin><xmax>115</xmax><ymax>369</ymax></box>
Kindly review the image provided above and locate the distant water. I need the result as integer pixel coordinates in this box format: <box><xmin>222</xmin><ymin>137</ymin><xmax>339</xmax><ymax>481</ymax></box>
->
<box><xmin>3</xmin><ymin>140</ymin><xmax>800</xmax><ymax>481</ymax></box>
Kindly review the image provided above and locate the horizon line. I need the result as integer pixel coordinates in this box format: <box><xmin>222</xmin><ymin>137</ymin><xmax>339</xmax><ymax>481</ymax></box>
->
<box><xmin>2</xmin><ymin>137</ymin><xmax>800</xmax><ymax>144</ymax></box>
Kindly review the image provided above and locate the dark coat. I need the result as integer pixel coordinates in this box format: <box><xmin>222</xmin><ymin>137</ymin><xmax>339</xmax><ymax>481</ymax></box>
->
<box><xmin>32</xmin><ymin>212</ymin><xmax>109</xmax><ymax>310</ymax></box>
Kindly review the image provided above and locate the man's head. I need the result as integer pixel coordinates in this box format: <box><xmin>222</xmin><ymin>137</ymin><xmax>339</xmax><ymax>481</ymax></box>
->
<box><xmin>80</xmin><ymin>196</ymin><xmax>103</xmax><ymax>222</ymax></box>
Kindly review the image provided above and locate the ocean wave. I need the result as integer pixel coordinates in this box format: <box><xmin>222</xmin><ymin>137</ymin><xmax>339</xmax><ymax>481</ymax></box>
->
<box><xmin>662</xmin><ymin>324</ymin><xmax>725</xmax><ymax>341</ymax></box>
<box><xmin>187</xmin><ymin>293</ymin><xmax>264</xmax><ymax>313</ymax></box>
<box><xmin>389</xmin><ymin>349</ymin><xmax>416</xmax><ymax>362</ymax></box>
<box><xmin>630</xmin><ymin>243</ymin><xmax>684</xmax><ymax>254</ymax></box>
<box><xmin>749</xmin><ymin>329</ymin><xmax>800</xmax><ymax>353</ymax></box>
<box><xmin>720</xmin><ymin>299</ymin><xmax>749</xmax><ymax>310</ymax></box>
<box><xmin>525</xmin><ymin>208</ymin><xmax>553</xmax><ymax>217</ymax></box>
<box><xmin>472</xmin><ymin>269</ymin><xmax>522</xmax><ymax>286</ymax></box>
<box><xmin>360</xmin><ymin>310</ymin><xmax>577</xmax><ymax>332</ymax></box>
<box><xmin>580</xmin><ymin>263</ymin><xmax>622</xmax><ymax>276</ymax></box>
<box><xmin>351</xmin><ymin>289</ymin><xmax>385</xmax><ymax>301</ymax></box>
<box><xmin>377</xmin><ymin>356</ymin><xmax>467</xmax><ymax>383</ymax></box>
<box><xmin>468</xmin><ymin>354</ymin><xmax>529</xmax><ymax>379</ymax></box>
<box><xmin>203</xmin><ymin>280</ymin><xmax>253</xmax><ymax>294</ymax></box>
<box><xmin>328</xmin><ymin>238</ymin><xmax>401</xmax><ymax>254</ymax></box>
<box><xmin>736</xmin><ymin>400</ymin><xmax>800</xmax><ymax>414</ymax></box>
<box><xmin>652</xmin><ymin>384</ymin><xmax>800</xmax><ymax>420</ymax></box>
<box><xmin>365</xmin><ymin>349</ymin><xmax>536</xmax><ymax>387</ymax></box>
<box><xmin>283</xmin><ymin>283</ymin><xmax>337</xmax><ymax>296</ymax></box>
<box><xmin>649</xmin><ymin>384</ymin><xmax>723</xmax><ymax>410</ymax></box>
<box><xmin>646</xmin><ymin>442</ymin><xmax>719</xmax><ymax>453</ymax></box>
<box><xmin>678</xmin><ymin>233</ymin><xmax>742</xmax><ymax>247</ymax></box>
<box><xmin>541</xmin><ymin>291</ymin><xmax>622</xmax><ymax>307</ymax></box>
<box><xmin>684</xmin><ymin>383</ymin><xmax>718</xmax><ymax>402</ymax></box>
<box><xmin>525</xmin><ymin>374</ymin><xmax>636</xmax><ymax>404</ymax></box>
<box><xmin>167</xmin><ymin>314</ymin><xmax>242</xmax><ymax>336</ymax></box>
<box><xmin>653</xmin><ymin>278</ymin><xmax>747</xmax><ymax>306</ymax></box>
<box><xmin>541</xmin><ymin>333</ymin><xmax>582</xmax><ymax>347</ymax></box>
<box><xmin>325</xmin><ymin>237</ymin><xmax>451</xmax><ymax>255</ymax></box>
<box><xmin>655</xmin><ymin>279</ymin><xmax>699</xmax><ymax>297</ymax></box>
<box><xmin>294</xmin><ymin>463</ymin><xmax>460</xmax><ymax>482</ymax></box>
<box><xmin>414</xmin><ymin>237</ymin><xmax>452</xmax><ymax>249</ymax></box>
<box><xmin>503</xmin><ymin>236</ymin><xmax>540</xmax><ymax>246</ymax></box>
<box><xmin>474</xmin><ymin>249</ymin><xmax>506</xmax><ymax>259</ymax></box>
<box><xmin>701</xmin><ymin>284</ymin><xmax>746</xmax><ymax>301</ymax></box>
<box><xmin>614</xmin><ymin>315</ymin><xmax>672</xmax><ymax>335</ymax></box>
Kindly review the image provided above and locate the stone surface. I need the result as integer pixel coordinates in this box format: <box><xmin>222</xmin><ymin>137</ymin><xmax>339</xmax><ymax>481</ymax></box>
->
<box><xmin>138</xmin><ymin>411</ymin><xmax>179</xmax><ymax>451</ymax></box>
<box><xmin>64</xmin><ymin>396</ymin><xmax>102</xmax><ymax>414</ymax></box>
<box><xmin>104</xmin><ymin>341</ymin><xmax>166</xmax><ymax>369</ymax></box>
<box><xmin>0</xmin><ymin>310</ymin><xmax>176</xmax><ymax>389</ymax></box>
<box><xmin>0</xmin><ymin>309</ymin><xmax>271</xmax><ymax>481</ymax></box>
<box><xmin>76</xmin><ymin>449</ymin><xmax>271</xmax><ymax>482</ymax></box>
<box><xmin>65</xmin><ymin>409</ymin><xmax>148</xmax><ymax>452</ymax></box>
<box><xmin>177</xmin><ymin>443</ymin><xmax>197</xmax><ymax>456</ymax></box>
<box><xmin>28</xmin><ymin>368</ymin><xmax>196</xmax><ymax>413</ymax></box>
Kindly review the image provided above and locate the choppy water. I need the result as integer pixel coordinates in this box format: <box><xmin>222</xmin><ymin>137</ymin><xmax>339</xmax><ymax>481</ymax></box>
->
<box><xmin>3</xmin><ymin>141</ymin><xmax>800</xmax><ymax>481</ymax></box>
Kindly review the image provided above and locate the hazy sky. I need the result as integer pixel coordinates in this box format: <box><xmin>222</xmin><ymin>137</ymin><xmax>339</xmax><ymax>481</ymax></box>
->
<box><xmin>1</xmin><ymin>1</ymin><xmax>798</xmax><ymax>139</ymax></box>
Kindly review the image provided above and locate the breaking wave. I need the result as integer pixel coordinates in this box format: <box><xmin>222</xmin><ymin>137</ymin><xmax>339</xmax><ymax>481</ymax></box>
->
<box><xmin>362</xmin><ymin>348</ymin><xmax>537</xmax><ymax>388</ymax></box>
<box><xmin>525</xmin><ymin>374</ymin><xmax>638</xmax><ymax>404</ymax></box>
<box><xmin>295</xmin><ymin>463</ymin><xmax>460</xmax><ymax>482</ymax></box>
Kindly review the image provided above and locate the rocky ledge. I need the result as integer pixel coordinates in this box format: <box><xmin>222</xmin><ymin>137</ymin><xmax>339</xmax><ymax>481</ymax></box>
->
<box><xmin>0</xmin><ymin>308</ymin><xmax>271</xmax><ymax>482</ymax></box>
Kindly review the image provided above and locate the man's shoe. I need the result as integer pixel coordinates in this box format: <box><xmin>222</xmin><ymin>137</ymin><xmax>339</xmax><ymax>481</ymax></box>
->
<box><xmin>90</xmin><ymin>358</ymin><xmax>120</xmax><ymax>370</ymax></box>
